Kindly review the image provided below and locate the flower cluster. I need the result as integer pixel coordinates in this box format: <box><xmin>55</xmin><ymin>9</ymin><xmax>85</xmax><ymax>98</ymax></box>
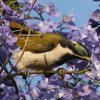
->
<box><xmin>0</xmin><ymin>20</ymin><xmax>19</xmax><ymax>64</ymax></box>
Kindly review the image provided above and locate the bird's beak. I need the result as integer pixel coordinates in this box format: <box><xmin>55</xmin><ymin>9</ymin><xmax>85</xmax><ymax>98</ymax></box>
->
<box><xmin>80</xmin><ymin>56</ymin><xmax>92</xmax><ymax>62</ymax></box>
<box><xmin>85</xmin><ymin>57</ymin><xmax>92</xmax><ymax>62</ymax></box>
<box><xmin>74</xmin><ymin>54</ymin><xmax>92</xmax><ymax>62</ymax></box>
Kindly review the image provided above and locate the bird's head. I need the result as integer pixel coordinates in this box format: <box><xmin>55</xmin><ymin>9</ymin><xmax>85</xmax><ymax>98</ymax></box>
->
<box><xmin>67</xmin><ymin>41</ymin><xmax>91</xmax><ymax>62</ymax></box>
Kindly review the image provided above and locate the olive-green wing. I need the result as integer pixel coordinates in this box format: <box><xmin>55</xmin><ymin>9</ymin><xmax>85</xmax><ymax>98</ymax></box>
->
<box><xmin>17</xmin><ymin>34</ymin><xmax>67</xmax><ymax>53</ymax></box>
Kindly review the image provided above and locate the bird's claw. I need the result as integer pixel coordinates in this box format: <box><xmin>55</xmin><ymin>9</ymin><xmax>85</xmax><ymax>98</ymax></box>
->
<box><xmin>22</xmin><ymin>70</ymin><xmax>30</xmax><ymax>79</ymax></box>
<box><xmin>25</xmin><ymin>70</ymin><xmax>30</xmax><ymax>76</ymax></box>
<box><xmin>57</xmin><ymin>68</ymin><xmax>66</xmax><ymax>79</ymax></box>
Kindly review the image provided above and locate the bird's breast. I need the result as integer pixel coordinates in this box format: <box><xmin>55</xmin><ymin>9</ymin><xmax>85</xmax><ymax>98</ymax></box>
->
<box><xmin>13</xmin><ymin>51</ymin><xmax>47</xmax><ymax>70</ymax></box>
<box><xmin>12</xmin><ymin>44</ymin><xmax>73</xmax><ymax>71</ymax></box>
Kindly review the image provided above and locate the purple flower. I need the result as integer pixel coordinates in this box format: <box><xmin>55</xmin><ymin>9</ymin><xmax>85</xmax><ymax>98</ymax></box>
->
<box><xmin>0</xmin><ymin>0</ymin><xmax>17</xmax><ymax>16</ymax></box>
<box><xmin>44</xmin><ymin>3</ymin><xmax>61</xmax><ymax>17</ymax></box>
<box><xmin>16</xmin><ymin>94</ymin><xmax>26</xmax><ymax>100</ymax></box>
<box><xmin>33</xmin><ymin>2</ymin><xmax>44</xmax><ymax>14</ymax></box>
<box><xmin>21</xmin><ymin>3</ymin><xmax>31</xmax><ymax>11</ymax></box>
<box><xmin>0</xmin><ymin>21</ymin><xmax>19</xmax><ymax>63</ymax></box>
<box><xmin>88</xmin><ymin>9</ymin><xmax>100</xmax><ymax>35</ymax></box>
<box><xmin>21</xmin><ymin>0</ymin><xmax>35</xmax><ymax>11</ymax></box>
<box><xmin>63</xmin><ymin>14</ymin><xmax>75</xmax><ymax>25</ymax></box>
<box><xmin>26</xmin><ymin>21</ymin><xmax>40</xmax><ymax>31</ymax></box>
<box><xmin>22</xmin><ymin>0</ymin><xmax>44</xmax><ymax>14</ymax></box>
<box><xmin>90</xmin><ymin>9</ymin><xmax>100</xmax><ymax>22</ymax></box>
<box><xmin>38</xmin><ymin>19</ymin><xmax>58</xmax><ymax>33</ymax></box>
<box><xmin>78</xmin><ymin>85</ymin><xmax>91</xmax><ymax>96</ymax></box>
<box><xmin>0</xmin><ymin>0</ymin><xmax>26</xmax><ymax>23</ymax></box>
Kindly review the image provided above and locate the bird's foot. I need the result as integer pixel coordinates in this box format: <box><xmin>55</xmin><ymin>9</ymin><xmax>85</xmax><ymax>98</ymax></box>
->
<box><xmin>22</xmin><ymin>70</ymin><xmax>30</xmax><ymax>79</ymax></box>
<box><xmin>57</xmin><ymin>68</ymin><xmax>66</xmax><ymax>79</ymax></box>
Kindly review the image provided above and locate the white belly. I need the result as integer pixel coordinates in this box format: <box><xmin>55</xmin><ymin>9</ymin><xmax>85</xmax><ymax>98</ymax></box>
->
<box><xmin>13</xmin><ymin>51</ymin><xmax>49</xmax><ymax>70</ymax></box>
<box><xmin>12</xmin><ymin>44</ymin><xmax>73</xmax><ymax>71</ymax></box>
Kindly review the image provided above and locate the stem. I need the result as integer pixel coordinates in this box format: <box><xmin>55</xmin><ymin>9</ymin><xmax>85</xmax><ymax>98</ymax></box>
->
<box><xmin>0</xmin><ymin>68</ymin><xmax>91</xmax><ymax>84</ymax></box>
<box><xmin>27</xmin><ymin>0</ymin><xmax>37</xmax><ymax>18</ymax></box>
<box><xmin>84</xmin><ymin>73</ymin><xmax>100</xmax><ymax>84</ymax></box>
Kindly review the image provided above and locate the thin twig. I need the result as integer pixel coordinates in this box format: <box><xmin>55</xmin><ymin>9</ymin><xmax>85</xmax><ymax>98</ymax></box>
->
<box><xmin>0</xmin><ymin>55</ymin><xmax>19</xmax><ymax>94</ymax></box>
<box><xmin>0</xmin><ymin>68</ymin><xmax>3</xmax><ymax>74</ymax></box>
<box><xmin>27</xmin><ymin>0</ymin><xmax>37</xmax><ymax>18</ymax></box>
<box><xmin>0</xmin><ymin>53</ymin><xmax>12</xmax><ymax>75</ymax></box>
<box><xmin>84</xmin><ymin>73</ymin><xmax>100</xmax><ymax>84</ymax></box>
<box><xmin>38</xmin><ymin>13</ymin><xmax>44</xmax><ymax>21</ymax></box>
<box><xmin>14</xmin><ymin>30</ymin><xmax>31</xmax><ymax>68</ymax></box>
<box><xmin>0</xmin><ymin>68</ymin><xmax>91</xmax><ymax>84</ymax></box>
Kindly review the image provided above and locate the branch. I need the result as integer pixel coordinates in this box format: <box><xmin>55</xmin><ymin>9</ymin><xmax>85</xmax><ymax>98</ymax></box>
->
<box><xmin>0</xmin><ymin>54</ymin><xmax>19</xmax><ymax>94</ymax></box>
<box><xmin>27</xmin><ymin>0</ymin><xmax>37</xmax><ymax>18</ymax></box>
<box><xmin>84</xmin><ymin>73</ymin><xmax>100</xmax><ymax>84</ymax></box>
<box><xmin>0</xmin><ymin>68</ymin><xmax>91</xmax><ymax>84</ymax></box>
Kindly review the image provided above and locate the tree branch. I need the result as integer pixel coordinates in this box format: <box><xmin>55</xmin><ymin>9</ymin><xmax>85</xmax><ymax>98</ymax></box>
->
<box><xmin>0</xmin><ymin>68</ymin><xmax>91</xmax><ymax>84</ymax></box>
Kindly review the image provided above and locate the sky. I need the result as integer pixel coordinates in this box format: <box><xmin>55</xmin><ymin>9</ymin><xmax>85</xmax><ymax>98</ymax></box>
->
<box><xmin>41</xmin><ymin>0</ymin><xmax>99</xmax><ymax>26</ymax></box>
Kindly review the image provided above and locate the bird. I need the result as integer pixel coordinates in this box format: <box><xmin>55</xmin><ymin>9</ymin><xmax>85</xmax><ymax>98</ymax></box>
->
<box><xmin>12</xmin><ymin>33</ymin><xmax>91</xmax><ymax>73</ymax></box>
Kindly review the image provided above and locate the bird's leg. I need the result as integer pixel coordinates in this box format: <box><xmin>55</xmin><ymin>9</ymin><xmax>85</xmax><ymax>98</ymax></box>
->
<box><xmin>25</xmin><ymin>69</ymin><xmax>30</xmax><ymax>77</ymax></box>
<box><xmin>57</xmin><ymin>68</ymin><xmax>66</xmax><ymax>79</ymax></box>
<box><xmin>22</xmin><ymin>69</ymin><xmax>30</xmax><ymax>79</ymax></box>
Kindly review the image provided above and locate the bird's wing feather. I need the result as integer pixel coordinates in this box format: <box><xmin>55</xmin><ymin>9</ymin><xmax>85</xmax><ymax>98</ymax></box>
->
<box><xmin>17</xmin><ymin>34</ymin><xmax>67</xmax><ymax>53</ymax></box>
